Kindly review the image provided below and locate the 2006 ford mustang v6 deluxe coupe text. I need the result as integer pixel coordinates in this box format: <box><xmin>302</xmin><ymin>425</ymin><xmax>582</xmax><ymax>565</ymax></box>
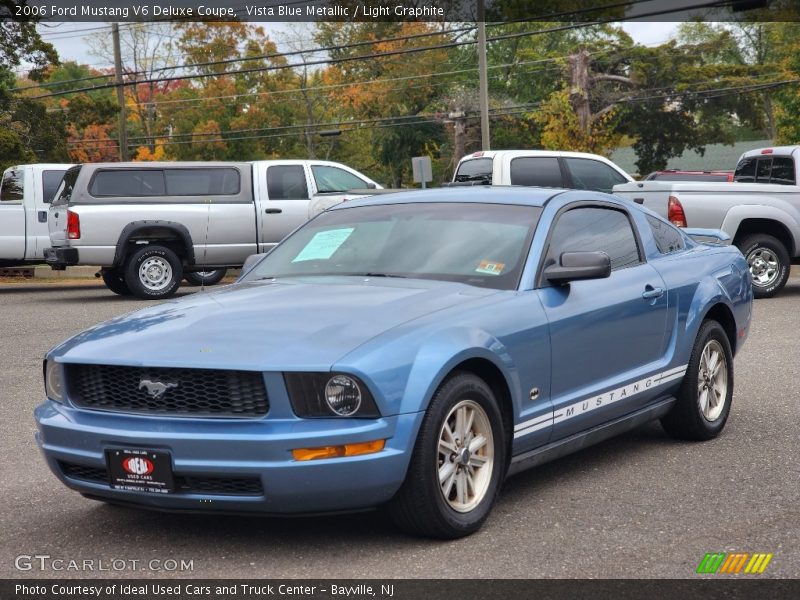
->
<box><xmin>35</xmin><ymin>187</ymin><xmax>752</xmax><ymax>538</ymax></box>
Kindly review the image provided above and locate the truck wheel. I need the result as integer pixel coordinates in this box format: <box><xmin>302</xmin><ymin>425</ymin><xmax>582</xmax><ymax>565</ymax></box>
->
<box><xmin>661</xmin><ymin>320</ymin><xmax>734</xmax><ymax>441</ymax></box>
<box><xmin>100</xmin><ymin>268</ymin><xmax>131</xmax><ymax>296</ymax></box>
<box><xmin>737</xmin><ymin>234</ymin><xmax>790</xmax><ymax>299</ymax></box>
<box><xmin>387</xmin><ymin>372</ymin><xmax>506</xmax><ymax>539</ymax></box>
<box><xmin>184</xmin><ymin>269</ymin><xmax>227</xmax><ymax>286</ymax></box>
<box><xmin>123</xmin><ymin>245</ymin><xmax>183</xmax><ymax>300</ymax></box>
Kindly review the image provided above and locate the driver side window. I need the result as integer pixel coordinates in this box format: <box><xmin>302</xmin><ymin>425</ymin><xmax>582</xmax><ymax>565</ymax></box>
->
<box><xmin>545</xmin><ymin>206</ymin><xmax>641</xmax><ymax>272</ymax></box>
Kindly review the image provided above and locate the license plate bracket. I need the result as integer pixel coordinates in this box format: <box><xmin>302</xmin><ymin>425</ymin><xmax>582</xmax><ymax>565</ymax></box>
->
<box><xmin>106</xmin><ymin>448</ymin><xmax>175</xmax><ymax>494</ymax></box>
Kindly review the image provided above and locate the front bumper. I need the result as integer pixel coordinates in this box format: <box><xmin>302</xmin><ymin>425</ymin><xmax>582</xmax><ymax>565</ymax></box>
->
<box><xmin>43</xmin><ymin>247</ymin><xmax>79</xmax><ymax>268</ymax></box>
<box><xmin>35</xmin><ymin>400</ymin><xmax>424</xmax><ymax>514</ymax></box>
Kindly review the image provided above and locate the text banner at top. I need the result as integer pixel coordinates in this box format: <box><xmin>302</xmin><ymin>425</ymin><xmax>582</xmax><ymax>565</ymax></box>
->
<box><xmin>3</xmin><ymin>0</ymin><xmax>799</xmax><ymax>23</ymax></box>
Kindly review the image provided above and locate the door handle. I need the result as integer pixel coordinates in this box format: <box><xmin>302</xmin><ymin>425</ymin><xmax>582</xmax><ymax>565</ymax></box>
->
<box><xmin>38</xmin><ymin>211</ymin><xmax>48</xmax><ymax>223</ymax></box>
<box><xmin>642</xmin><ymin>285</ymin><xmax>664</xmax><ymax>299</ymax></box>
<box><xmin>265</xmin><ymin>208</ymin><xmax>282</xmax><ymax>214</ymax></box>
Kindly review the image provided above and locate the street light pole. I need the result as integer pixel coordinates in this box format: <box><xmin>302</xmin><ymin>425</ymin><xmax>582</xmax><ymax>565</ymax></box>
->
<box><xmin>112</xmin><ymin>23</ymin><xmax>129</xmax><ymax>161</ymax></box>
<box><xmin>477</xmin><ymin>0</ymin><xmax>490</xmax><ymax>151</ymax></box>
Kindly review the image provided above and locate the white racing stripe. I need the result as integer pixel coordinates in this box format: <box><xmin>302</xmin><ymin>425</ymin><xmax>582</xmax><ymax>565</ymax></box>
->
<box><xmin>514</xmin><ymin>365</ymin><xmax>688</xmax><ymax>439</ymax></box>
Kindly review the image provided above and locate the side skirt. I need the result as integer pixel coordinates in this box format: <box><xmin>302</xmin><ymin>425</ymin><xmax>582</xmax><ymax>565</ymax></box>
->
<box><xmin>506</xmin><ymin>397</ymin><xmax>676</xmax><ymax>477</ymax></box>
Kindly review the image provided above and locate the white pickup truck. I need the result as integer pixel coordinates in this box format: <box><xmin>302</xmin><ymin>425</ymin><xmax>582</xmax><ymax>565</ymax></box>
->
<box><xmin>0</xmin><ymin>164</ymin><xmax>72</xmax><ymax>268</ymax></box>
<box><xmin>614</xmin><ymin>146</ymin><xmax>800</xmax><ymax>298</ymax></box>
<box><xmin>452</xmin><ymin>150</ymin><xmax>633</xmax><ymax>192</ymax></box>
<box><xmin>45</xmin><ymin>160</ymin><xmax>380</xmax><ymax>299</ymax></box>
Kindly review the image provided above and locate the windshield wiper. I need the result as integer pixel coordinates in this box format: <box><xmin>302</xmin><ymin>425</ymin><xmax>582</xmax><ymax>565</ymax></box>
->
<box><xmin>354</xmin><ymin>272</ymin><xmax>408</xmax><ymax>278</ymax></box>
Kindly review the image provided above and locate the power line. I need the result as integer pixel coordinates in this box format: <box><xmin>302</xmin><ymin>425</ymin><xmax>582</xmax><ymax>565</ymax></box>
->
<box><xmin>22</xmin><ymin>0</ymin><xmax>737</xmax><ymax>100</ymax></box>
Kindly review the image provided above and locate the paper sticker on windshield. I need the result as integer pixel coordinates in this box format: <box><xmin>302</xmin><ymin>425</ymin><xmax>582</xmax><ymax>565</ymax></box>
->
<box><xmin>476</xmin><ymin>260</ymin><xmax>505</xmax><ymax>275</ymax></box>
<box><xmin>292</xmin><ymin>228</ymin><xmax>354</xmax><ymax>262</ymax></box>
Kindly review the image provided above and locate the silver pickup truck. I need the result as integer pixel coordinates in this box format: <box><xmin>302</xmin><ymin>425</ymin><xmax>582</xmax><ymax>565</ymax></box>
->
<box><xmin>614</xmin><ymin>145</ymin><xmax>800</xmax><ymax>298</ymax></box>
<box><xmin>45</xmin><ymin>160</ymin><xmax>380</xmax><ymax>299</ymax></box>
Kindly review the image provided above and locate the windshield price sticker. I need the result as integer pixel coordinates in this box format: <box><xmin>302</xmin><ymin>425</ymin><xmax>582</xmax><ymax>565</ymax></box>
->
<box><xmin>292</xmin><ymin>228</ymin><xmax>354</xmax><ymax>262</ymax></box>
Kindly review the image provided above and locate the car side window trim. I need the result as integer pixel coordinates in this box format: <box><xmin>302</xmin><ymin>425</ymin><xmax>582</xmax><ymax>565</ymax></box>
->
<box><xmin>534</xmin><ymin>201</ymin><xmax>645</xmax><ymax>289</ymax></box>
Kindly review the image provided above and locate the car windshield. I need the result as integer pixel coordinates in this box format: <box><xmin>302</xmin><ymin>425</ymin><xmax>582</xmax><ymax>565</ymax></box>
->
<box><xmin>245</xmin><ymin>202</ymin><xmax>541</xmax><ymax>290</ymax></box>
<box><xmin>454</xmin><ymin>158</ymin><xmax>493</xmax><ymax>182</ymax></box>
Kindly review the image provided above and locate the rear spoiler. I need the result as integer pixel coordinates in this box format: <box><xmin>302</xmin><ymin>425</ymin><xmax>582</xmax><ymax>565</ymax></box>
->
<box><xmin>683</xmin><ymin>228</ymin><xmax>731</xmax><ymax>244</ymax></box>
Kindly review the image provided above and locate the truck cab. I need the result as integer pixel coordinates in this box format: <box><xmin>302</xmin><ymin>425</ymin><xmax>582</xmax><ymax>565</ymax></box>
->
<box><xmin>452</xmin><ymin>150</ymin><xmax>632</xmax><ymax>193</ymax></box>
<box><xmin>0</xmin><ymin>164</ymin><xmax>72</xmax><ymax>267</ymax></box>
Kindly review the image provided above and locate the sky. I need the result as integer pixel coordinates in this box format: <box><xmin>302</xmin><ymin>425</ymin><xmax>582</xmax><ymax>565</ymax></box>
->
<box><xmin>32</xmin><ymin>21</ymin><xmax>681</xmax><ymax>72</ymax></box>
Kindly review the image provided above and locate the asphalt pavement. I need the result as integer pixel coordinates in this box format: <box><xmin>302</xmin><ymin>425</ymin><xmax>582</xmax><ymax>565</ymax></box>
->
<box><xmin>1</xmin><ymin>278</ymin><xmax>798</xmax><ymax>579</ymax></box>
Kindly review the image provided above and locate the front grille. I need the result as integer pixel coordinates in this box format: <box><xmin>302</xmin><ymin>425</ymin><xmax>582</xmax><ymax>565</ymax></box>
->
<box><xmin>58</xmin><ymin>461</ymin><xmax>264</xmax><ymax>496</ymax></box>
<box><xmin>66</xmin><ymin>364</ymin><xmax>269</xmax><ymax>418</ymax></box>
<box><xmin>59</xmin><ymin>461</ymin><xmax>107</xmax><ymax>483</ymax></box>
<box><xmin>175</xmin><ymin>476</ymin><xmax>263</xmax><ymax>496</ymax></box>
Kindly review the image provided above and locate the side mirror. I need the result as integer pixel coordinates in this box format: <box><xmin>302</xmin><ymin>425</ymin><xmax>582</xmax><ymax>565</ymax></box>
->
<box><xmin>544</xmin><ymin>251</ymin><xmax>611</xmax><ymax>285</ymax></box>
<box><xmin>238</xmin><ymin>253</ymin><xmax>264</xmax><ymax>280</ymax></box>
<box><xmin>366</xmin><ymin>182</ymin><xmax>377</xmax><ymax>189</ymax></box>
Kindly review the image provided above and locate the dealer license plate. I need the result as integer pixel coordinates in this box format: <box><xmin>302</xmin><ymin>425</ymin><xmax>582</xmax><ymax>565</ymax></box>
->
<box><xmin>106</xmin><ymin>448</ymin><xmax>175</xmax><ymax>494</ymax></box>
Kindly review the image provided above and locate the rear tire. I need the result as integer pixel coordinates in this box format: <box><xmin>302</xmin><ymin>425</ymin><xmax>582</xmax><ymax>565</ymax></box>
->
<box><xmin>661</xmin><ymin>320</ymin><xmax>734</xmax><ymax>441</ymax></box>
<box><xmin>737</xmin><ymin>234</ymin><xmax>790</xmax><ymax>299</ymax></box>
<box><xmin>100</xmin><ymin>268</ymin><xmax>131</xmax><ymax>296</ymax></box>
<box><xmin>184</xmin><ymin>269</ymin><xmax>227</xmax><ymax>286</ymax></box>
<box><xmin>387</xmin><ymin>372</ymin><xmax>506</xmax><ymax>539</ymax></box>
<box><xmin>123</xmin><ymin>245</ymin><xmax>183</xmax><ymax>300</ymax></box>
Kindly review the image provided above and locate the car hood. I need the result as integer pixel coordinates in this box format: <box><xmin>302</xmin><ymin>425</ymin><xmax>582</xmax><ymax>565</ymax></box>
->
<box><xmin>51</xmin><ymin>278</ymin><xmax>499</xmax><ymax>370</ymax></box>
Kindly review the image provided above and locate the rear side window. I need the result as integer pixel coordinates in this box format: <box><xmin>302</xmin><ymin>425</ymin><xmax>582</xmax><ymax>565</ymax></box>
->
<box><xmin>54</xmin><ymin>166</ymin><xmax>81</xmax><ymax>204</ymax></box>
<box><xmin>90</xmin><ymin>170</ymin><xmax>165</xmax><ymax>197</ymax></box>
<box><xmin>737</xmin><ymin>156</ymin><xmax>795</xmax><ymax>185</ymax></box>
<box><xmin>545</xmin><ymin>206</ymin><xmax>641</xmax><ymax>272</ymax></box>
<box><xmin>646</xmin><ymin>215</ymin><xmax>685</xmax><ymax>254</ymax></box>
<box><xmin>509</xmin><ymin>157</ymin><xmax>562</xmax><ymax>187</ymax></box>
<box><xmin>454</xmin><ymin>158</ymin><xmax>493</xmax><ymax>182</ymax></box>
<box><xmin>0</xmin><ymin>169</ymin><xmax>23</xmax><ymax>202</ymax></box>
<box><xmin>42</xmin><ymin>170</ymin><xmax>67</xmax><ymax>203</ymax></box>
<box><xmin>768</xmin><ymin>157</ymin><xmax>795</xmax><ymax>185</ymax></box>
<box><xmin>734</xmin><ymin>157</ymin><xmax>757</xmax><ymax>182</ymax></box>
<box><xmin>267</xmin><ymin>166</ymin><xmax>309</xmax><ymax>200</ymax></box>
<box><xmin>164</xmin><ymin>168</ymin><xmax>240</xmax><ymax>196</ymax></box>
<box><xmin>564</xmin><ymin>158</ymin><xmax>628</xmax><ymax>193</ymax></box>
<box><xmin>311</xmin><ymin>165</ymin><xmax>368</xmax><ymax>193</ymax></box>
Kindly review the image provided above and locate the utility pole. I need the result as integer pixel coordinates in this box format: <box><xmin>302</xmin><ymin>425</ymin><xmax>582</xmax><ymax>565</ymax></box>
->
<box><xmin>112</xmin><ymin>23</ymin><xmax>129</xmax><ymax>161</ymax></box>
<box><xmin>477</xmin><ymin>0</ymin><xmax>490</xmax><ymax>150</ymax></box>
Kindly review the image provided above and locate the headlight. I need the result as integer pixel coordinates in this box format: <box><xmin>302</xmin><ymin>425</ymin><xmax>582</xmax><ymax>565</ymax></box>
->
<box><xmin>284</xmin><ymin>372</ymin><xmax>380</xmax><ymax>418</ymax></box>
<box><xmin>44</xmin><ymin>360</ymin><xmax>65</xmax><ymax>402</ymax></box>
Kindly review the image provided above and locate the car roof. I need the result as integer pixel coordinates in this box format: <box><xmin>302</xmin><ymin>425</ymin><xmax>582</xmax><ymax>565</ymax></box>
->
<box><xmin>331</xmin><ymin>186</ymin><xmax>594</xmax><ymax>210</ymax></box>
<box><xmin>740</xmin><ymin>146</ymin><xmax>800</xmax><ymax>159</ymax></box>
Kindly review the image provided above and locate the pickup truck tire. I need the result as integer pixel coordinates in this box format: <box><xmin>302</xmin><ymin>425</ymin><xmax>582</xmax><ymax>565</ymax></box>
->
<box><xmin>123</xmin><ymin>245</ymin><xmax>183</xmax><ymax>300</ymax></box>
<box><xmin>100</xmin><ymin>268</ymin><xmax>131</xmax><ymax>296</ymax></box>
<box><xmin>184</xmin><ymin>269</ymin><xmax>227</xmax><ymax>286</ymax></box>
<box><xmin>737</xmin><ymin>234</ymin><xmax>790</xmax><ymax>298</ymax></box>
<box><xmin>661</xmin><ymin>320</ymin><xmax>733</xmax><ymax>441</ymax></box>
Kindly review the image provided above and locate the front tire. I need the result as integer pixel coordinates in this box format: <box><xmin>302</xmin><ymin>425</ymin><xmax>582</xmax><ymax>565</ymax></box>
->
<box><xmin>737</xmin><ymin>234</ymin><xmax>790</xmax><ymax>299</ymax></box>
<box><xmin>388</xmin><ymin>372</ymin><xmax>506</xmax><ymax>539</ymax></box>
<box><xmin>661</xmin><ymin>320</ymin><xmax>734</xmax><ymax>441</ymax></box>
<box><xmin>123</xmin><ymin>245</ymin><xmax>183</xmax><ymax>300</ymax></box>
<box><xmin>184</xmin><ymin>269</ymin><xmax>227</xmax><ymax>286</ymax></box>
<box><xmin>100</xmin><ymin>268</ymin><xmax>131</xmax><ymax>296</ymax></box>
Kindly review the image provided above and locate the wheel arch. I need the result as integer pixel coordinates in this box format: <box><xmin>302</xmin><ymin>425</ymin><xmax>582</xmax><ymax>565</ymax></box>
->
<box><xmin>113</xmin><ymin>221</ymin><xmax>195</xmax><ymax>268</ymax></box>
<box><xmin>730</xmin><ymin>216</ymin><xmax>795</xmax><ymax>257</ymax></box>
<box><xmin>702</xmin><ymin>302</ymin><xmax>738</xmax><ymax>356</ymax></box>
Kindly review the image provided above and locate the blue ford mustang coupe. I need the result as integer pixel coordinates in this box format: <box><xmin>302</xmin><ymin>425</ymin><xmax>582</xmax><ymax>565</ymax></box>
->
<box><xmin>36</xmin><ymin>187</ymin><xmax>752</xmax><ymax>538</ymax></box>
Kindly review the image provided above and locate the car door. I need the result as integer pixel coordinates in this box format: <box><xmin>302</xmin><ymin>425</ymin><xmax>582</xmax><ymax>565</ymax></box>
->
<box><xmin>256</xmin><ymin>163</ymin><xmax>313</xmax><ymax>250</ymax></box>
<box><xmin>0</xmin><ymin>168</ymin><xmax>27</xmax><ymax>260</ymax></box>
<box><xmin>537</xmin><ymin>203</ymin><xmax>669</xmax><ymax>440</ymax></box>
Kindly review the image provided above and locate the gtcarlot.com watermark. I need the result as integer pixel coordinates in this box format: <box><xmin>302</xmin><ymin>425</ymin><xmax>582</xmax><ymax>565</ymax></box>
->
<box><xmin>15</xmin><ymin>554</ymin><xmax>194</xmax><ymax>572</ymax></box>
